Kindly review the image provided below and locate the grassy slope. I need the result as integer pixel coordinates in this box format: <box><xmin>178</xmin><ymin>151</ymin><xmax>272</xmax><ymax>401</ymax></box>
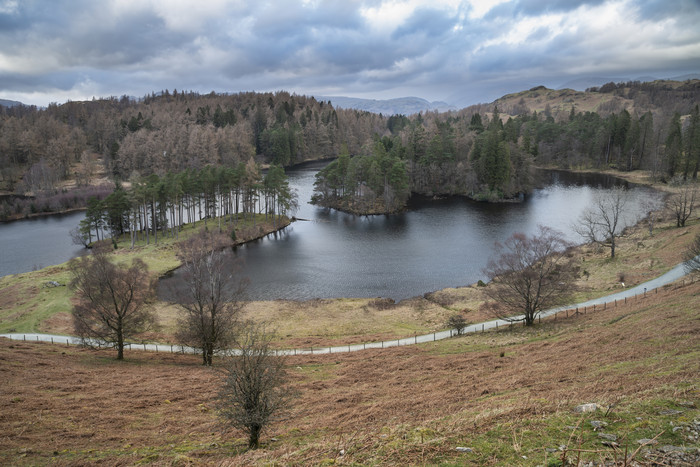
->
<box><xmin>1</xmin><ymin>278</ymin><xmax>698</xmax><ymax>466</ymax></box>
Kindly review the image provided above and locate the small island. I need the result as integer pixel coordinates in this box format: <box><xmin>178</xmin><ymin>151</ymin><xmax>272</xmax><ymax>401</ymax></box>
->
<box><xmin>311</xmin><ymin>108</ymin><xmax>533</xmax><ymax>215</ymax></box>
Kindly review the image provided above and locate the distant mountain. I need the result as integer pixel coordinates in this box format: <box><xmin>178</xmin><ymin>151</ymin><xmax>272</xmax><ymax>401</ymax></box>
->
<box><xmin>557</xmin><ymin>77</ymin><xmax>626</xmax><ymax>91</ymax></box>
<box><xmin>671</xmin><ymin>73</ymin><xmax>700</xmax><ymax>81</ymax></box>
<box><xmin>321</xmin><ymin>96</ymin><xmax>454</xmax><ymax>115</ymax></box>
<box><xmin>0</xmin><ymin>98</ymin><xmax>23</xmax><ymax>108</ymax></box>
<box><xmin>559</xmin><ymin>73</ymin><xmax>700</xmax><ymax>91</ymax></box>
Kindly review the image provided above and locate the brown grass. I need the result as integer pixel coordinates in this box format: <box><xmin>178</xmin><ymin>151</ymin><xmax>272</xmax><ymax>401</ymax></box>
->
<box><xmin>1</xmin><ymin>279</ymin><xmax>698</xmax><ymax>465</ymax></box>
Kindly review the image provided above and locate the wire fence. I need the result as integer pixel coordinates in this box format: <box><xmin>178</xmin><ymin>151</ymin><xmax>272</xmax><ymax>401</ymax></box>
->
<box><xmin>3</xmin><ymin>275</ymin><xmax>696</xmax><ymax>357</ymax></box>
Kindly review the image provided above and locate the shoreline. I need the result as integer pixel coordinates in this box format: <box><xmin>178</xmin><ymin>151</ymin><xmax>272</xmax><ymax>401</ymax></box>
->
<box><xmin>2</xmin><ymin>168</ymin><xmax>695</xmax><ymax>346</ymax></box>
<box><xmin>157</xmin><ymin>217</ymin><xmax>293</xmax><ymax>278</ymax></box>
<box><xmin>0</xmin><ymin>206</ymin><xmax>87</xmax><ymax>223</ymax></box>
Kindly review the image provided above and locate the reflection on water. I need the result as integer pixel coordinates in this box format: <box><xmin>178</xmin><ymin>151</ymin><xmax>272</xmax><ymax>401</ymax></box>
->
<box><xmin>0</xmin><ymin>163</ymin><xmax>661</xmax><ymax>300</ymax></box>
<box><xmin>161</xmin><ymin>163</ymin><xmax>662</xmax><ymax>301</ymax></box>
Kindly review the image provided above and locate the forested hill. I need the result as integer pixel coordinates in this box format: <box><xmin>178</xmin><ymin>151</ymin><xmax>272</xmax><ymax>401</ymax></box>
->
<box><xmin>1</xmin><ymin>80</ymin><xmax>699</xmax><ymax>216</ymax></box>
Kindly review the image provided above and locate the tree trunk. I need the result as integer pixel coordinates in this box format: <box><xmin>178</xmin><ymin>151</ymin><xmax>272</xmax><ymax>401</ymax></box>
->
<box><xmin>610</xmin><ymin>236</ymin><xmax>616</xmax><ymax>258</ymax></box>
<box><xmin>117</xmin><ymin>329</ymin><xmax>124</xmax><ymax>360</ymax></box>
<box><xmin>249</xmin><ymin>424</ymin><xmax>261</xmax><ymax>449</ymax></box>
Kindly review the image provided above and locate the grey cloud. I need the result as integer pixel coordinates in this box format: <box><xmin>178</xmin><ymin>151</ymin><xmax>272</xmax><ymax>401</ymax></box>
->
<box><xmin>0</xmin><ymin>0</ymin><xmax>698</xmax><ymax>108</ymax></box>
<box><xmin>487</xmin><ymin>0</ymin><xmax>607</xmax><ymax>18</ymax></box>
<box><xmin>635</xmin><ymin>0</ymin><xmax>700</xmax><ymax>21</ymax></box>
<box><xmin>392</xmin><ymin>8</ymin><xmax>459</xmax><ymax>39</ymax></box>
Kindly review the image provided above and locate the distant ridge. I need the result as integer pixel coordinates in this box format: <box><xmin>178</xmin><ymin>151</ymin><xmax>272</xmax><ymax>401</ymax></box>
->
<box><xmin>321</xmin><ymin>96</ymin><xmax>454</xmax><ymax>115</ymax></box>
<box><xmin>558</xmin><ymin>73</ymin><xmax>700</xmax><ymax>91</ymax></box>
<box><xmin>0</xmin><ymin>98</ymin><xmax>23</xmax><ymax>108</ymax></box>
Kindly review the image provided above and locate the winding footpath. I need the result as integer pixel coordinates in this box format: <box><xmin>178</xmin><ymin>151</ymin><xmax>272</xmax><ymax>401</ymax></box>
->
<box><xmin>2</xmin><ymin>257</ymin><xmax>697</xmax><ymax>356</ymax></box>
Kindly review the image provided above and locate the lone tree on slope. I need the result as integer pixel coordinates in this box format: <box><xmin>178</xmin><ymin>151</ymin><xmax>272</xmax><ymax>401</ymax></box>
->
<box><xmin>216</xmin><ymin>322</ymin><xmax>295</xmax><ymax>449</ymax></box>
<box><xmin>574</xmin><ymin>186</ymin><xmax>631</xmax><ymax>258</ymax></box>
<box><xmin>69</xmin><ymin>243</ymin><xmax>157</xmax><ymax>360</ymax></box>
<box><xmin>482</xmin><ymin>226</ymin><xmax>578</xmax><ymax>326</ymax></box>
<box><xmin>174</xmin><ymin>230</ymin><xmax>247</xmax><ymax>366</ymax></box>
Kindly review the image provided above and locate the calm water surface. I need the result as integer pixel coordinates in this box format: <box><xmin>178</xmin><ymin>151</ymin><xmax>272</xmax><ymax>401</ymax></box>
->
<box><xmin>1</xmin><ymin>163</ymin><xmax>661</xmax><ymax>301</ymax></box>
<box><xmin>163</xmin><ymin>163</ymin><xmax>661</xmax><ymax>301</ymax></box>
<box><xmin>0</xmin><ymin>211</ymin><xmax>86</xmax><ymax>277</ymax></box>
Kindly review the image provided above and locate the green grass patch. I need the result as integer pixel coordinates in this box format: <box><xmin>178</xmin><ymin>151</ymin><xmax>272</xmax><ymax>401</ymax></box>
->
<box><xmin>447</xmin><ymin>397</ymin><xmax>699</xmax><ymax>466</ymax></box>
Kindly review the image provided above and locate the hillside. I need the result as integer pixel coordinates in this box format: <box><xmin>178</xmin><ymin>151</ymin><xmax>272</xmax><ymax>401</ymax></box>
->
<box><xmin>493</xmin><ymin>79</ymin><xmax>700</xmax><ymax>119</ymax></box>
<box><xmin>2</xmin><ymin>79</ymin><xmax>698</xmax><ymax>216</ymax></box>
<box><xmin>1</xmin><ymin>278</ymin><xmax>698</xmax><ymax>465</ymax></box>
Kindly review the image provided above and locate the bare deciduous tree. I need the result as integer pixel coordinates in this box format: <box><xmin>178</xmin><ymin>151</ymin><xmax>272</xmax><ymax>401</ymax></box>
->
<box><xmin>217</xmin><ymin>322</ymin><xmax>294</xmax><ymax>449</ymax></box>
<box><xmin>482</xmin><ymin>226</ymin><xmax>578</xmax><ymax>326</ymax></box>
<box><xmin>574</xmin><ymin>186</ymin><xmax>631</xmax><ymax>258</ymax></box>
<box><xmin>669</xmin><ymin>180</ymin><xmax>698</xmax><ymax>228</ymax></box>
<box><xmin>69</xmin><ymin>225</ymin><xmax>90</xmax><ymax>247</ymax></box>
<box><xmin>69</xmin><ymin>243</ymin><xmax>156</xmax><ymax>360</ymax></box>
<box><xmin>175</xmin><ymin>230</ymin><xmax>246</xmax><ymax>366</ymax></box>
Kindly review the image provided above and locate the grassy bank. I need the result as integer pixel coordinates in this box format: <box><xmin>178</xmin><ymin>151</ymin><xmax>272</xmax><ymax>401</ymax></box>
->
<box><xmin>0</xmin><ymin>214</ymin><xmax>290</xmax><ymax>335</ymax></box>
<box><xmin>1</xmin><ymin>278</ymin><xmax>698</xmax><ymax>465</ymax></box>
<box><xmin>1</xmin><ymin>169</ymin><xmax>698</xmax><ymax>347</ymax></box>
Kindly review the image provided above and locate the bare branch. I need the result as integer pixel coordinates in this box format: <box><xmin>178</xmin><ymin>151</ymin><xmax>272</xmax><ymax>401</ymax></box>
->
<box><xmin>669</xmin><ymin>179</ymin><xmax>698</xmax><ymax>228</ymax></box>
<box><xmin>573</xmin><ymin>186</ymin><xmax>630</xmax><ymax>258</ymax></box>
<box><xmin>68</xmin><ymin>243</ymin><xmax>156</xmax><ymax>359</ymax></box>
<box><xmin>482</xmin><ymin>225</ymin><xmax>578</xmax><ymax>325</ymax></box>
<box><xmin>173</xmin><ymin>230</ymin><xmax>247</xmax><ymax>365</ymax></box>
<box><xmin>217</xmin><ymin>322</ymin><xmax>295</xmax><ymax>449</ymax></box>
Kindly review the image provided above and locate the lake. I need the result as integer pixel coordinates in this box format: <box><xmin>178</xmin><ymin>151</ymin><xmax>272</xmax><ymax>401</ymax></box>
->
<box><xmin>0</xmin><ymin>163</ymin><xmax>661</xmax><ymax>301</ymax></box>
<box><xmin>0</xmin><ymin>211</ymin><xmax>86</xmax><ymax>277</ymax></box>
<box><xmin>163</xmin><ymin>163</ymin><xmax>661</xmax><ymax>301</ymax></box>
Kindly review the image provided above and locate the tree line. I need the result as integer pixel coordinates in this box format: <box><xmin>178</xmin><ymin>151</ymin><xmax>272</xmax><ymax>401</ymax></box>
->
<box><xmin>74</xmin><ymin>160</ymin><xmax>296</xmax><ymax>247</ymax></box>
<box><xmin>0</xmin><ymin>90</ymin><xmax>381</xmax><ymax>195</ymax></box>
<box><xmin>2</xmin><ymin>81</ymin><xmax>699</xmax><ymax>215</ymax></box>
<box><xmin>312</xmin><ymin>97</ymin><xmax>700</xmax><ymax>213</ymax></box>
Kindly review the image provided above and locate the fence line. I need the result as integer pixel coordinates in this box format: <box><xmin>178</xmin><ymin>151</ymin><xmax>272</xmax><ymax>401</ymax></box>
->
<box><xmin>1</xmin><ymin>273</ymin><xmax>696</xmax><ymax>357</ymax></box>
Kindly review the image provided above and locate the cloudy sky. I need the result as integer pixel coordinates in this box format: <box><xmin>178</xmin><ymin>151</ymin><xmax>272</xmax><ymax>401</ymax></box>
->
<box><xmin>1</xmin><ymin>0</ymin><xmax>699</xmax><ymax>107</ymax></box>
